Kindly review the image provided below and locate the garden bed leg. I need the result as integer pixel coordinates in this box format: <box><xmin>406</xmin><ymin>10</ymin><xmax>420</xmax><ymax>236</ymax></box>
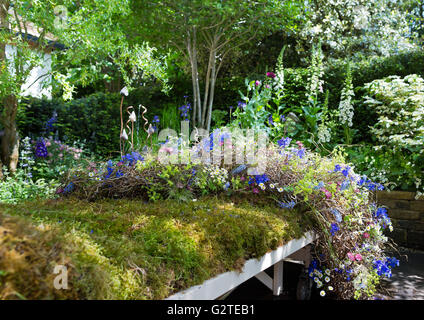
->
<box><xmin>273</xmin><ymin>260</ymin><xmax>284</xmax><ymax>296</ymax></box>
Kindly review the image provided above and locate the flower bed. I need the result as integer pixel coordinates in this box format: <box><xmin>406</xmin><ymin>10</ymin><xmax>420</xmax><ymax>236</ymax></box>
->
<box><xmin>1</xmin><ymin>130</ymin><xmax>399</xmax><ymax>299</ymax></box>
<box><xmin>54</xmin><ymin>130</ymin><xmax>399</xmax><ymax>300</ymax></box>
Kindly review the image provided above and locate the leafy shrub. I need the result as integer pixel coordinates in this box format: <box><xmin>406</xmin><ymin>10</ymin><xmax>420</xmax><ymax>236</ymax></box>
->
<box><xmin>355</xmin><ymin>74</ymin><xmax>424</xmax><ymax>194</ymax></box>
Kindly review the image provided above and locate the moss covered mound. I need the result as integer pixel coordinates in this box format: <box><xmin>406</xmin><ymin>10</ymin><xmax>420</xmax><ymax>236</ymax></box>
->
<box><xmin>0</xmin><ymin>196</ymin><xmax>312</xmax><ymax>300</ymax></box>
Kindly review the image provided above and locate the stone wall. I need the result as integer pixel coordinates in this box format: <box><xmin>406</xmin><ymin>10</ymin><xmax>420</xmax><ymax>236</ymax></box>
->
<box><xmin>377</xmin><ymin>191</ymin><xmax>424</xmax><ymax>250</ymax></box>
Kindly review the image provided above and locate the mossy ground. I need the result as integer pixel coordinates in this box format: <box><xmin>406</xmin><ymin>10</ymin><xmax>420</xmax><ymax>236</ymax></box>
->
<box><xmin>0</xmin><ymin>195</ymin><xmax>313</xmax><ymax>300</ymax></box>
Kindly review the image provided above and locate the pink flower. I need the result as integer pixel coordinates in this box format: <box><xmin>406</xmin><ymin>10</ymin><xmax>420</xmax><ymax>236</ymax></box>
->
<box><xmin>266</xmin><ymin>84</ymin><xmax>270</xmax><ymax>88</ymax></box>
<box><xmin>73</xmin><ymin>154</ymin><xmax>80</xmax><ymax>160</ymax></box>
<box><xmin>240</xmin><ymin>176</ymin><xmax>245</xmax><ymax>181</ymax></box>
<box><xmin>347</xmin><ymin>252</ymin><xmax>355</xmax><ymax>261</ymax></box>
<box><xmin>58</xmin><ymin>153</ymin><xmax>63</xmax><ymax>158</ymax></box>
<box><xmin>363</xmin><ymin>232</ymin><xmax>370</xmax><ymax>238</ymax></box>
<box><xmin>323</xmin><ymin>189</ymin><xmax>332</xmax><ymax>199</ymax></box>
<box><xmin>296</xmin><ymin>141</ymin><xmax>304</xmax><ymax>149</ymax></box>
<box><xmin>255</xmin><ymin>80</ymin><xmax>261</xmax><ymax>86</ymax></box>
<box><xmin>45</xmin><ymin>141</ymin><xmax>51</xmax><ymax>147</ymax></box>
<box><xmin>355</xmin><ymin>254</ymin><xmax>363</xmax><ymax>261</ymax></box>
<box><xmin>253</xmin><ymin>188</ymin><xmax>259</xmax><ymax>194</ymax></box>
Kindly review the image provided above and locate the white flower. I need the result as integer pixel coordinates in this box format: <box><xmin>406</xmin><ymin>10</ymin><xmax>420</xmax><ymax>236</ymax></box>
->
<box><xmin>328</xmin><ymin>286</ymin><xmax>333</xmax><ymax>291</ymax></box>
<box><xmin>325</xmin><ymin>276</ymin><xmax>330</xmax><ymax>283</ymax></box>
<box><xmin>320</xmin><ymin>290</ymin><xmax>326</xmax><ymax>297</ymax></box>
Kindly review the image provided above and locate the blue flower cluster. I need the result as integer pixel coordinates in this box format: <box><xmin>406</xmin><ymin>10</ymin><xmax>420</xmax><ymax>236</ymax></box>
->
<box><xmin>373</xmin><ymin>207</ymin><xmax>391</xmax><ymax>229</ymax></box>
<box><xmin>121</xmin><ymin>152</ymin><xmax>144</xmax><ymax>166</ymax></box>
<box><xmin>179</xmin><ymin>103</ymin><xmax>191</xmax><ymax>121</ymax></box>
<box><xmin>334</xmin><ymin>265</ymin><xmax>353</xmax><ymax>281</ymax></box>
<box><xmin>358</xmin><ymin>176</ymin><xmax>384</xmax><ymax>191</ymax></box>
<box><xmin>296</xmin><ymin>148</ymin><xmax>305</xmax><ymax>159</ymax></box>
<box><xmin>330</xmin><ymin>223</ymin><xmax>340</xmax><ymax>236</ymax></box>
<box><xmin>277</xmin><ymin>137</ymin><xmax>292</xmax><ymax>148</ymax></box>
<box><xmin>278</xmin><ymin>200</ymin><xmax>296</xmax><ymax>209</ymax></box>
<box><xmin>63</xmin><ymin>182</ymin><xmax>75</xmax><ymax>194</ymax></box>
<box><xmin>373</xmin><ymin>257</ymin><xmax>399</xmax><ymax>278</ymax></box>
<box><xmin>105</xmin><ymin>160</ymin><xmax>123</xmax><ymax>179</ymax></box>
<box><xmin>248</xmin><ymin>174</ymin><xmax>269</xmax><ymax>185</ymax></box>
<box><xmin>152</xmin><ymin>115</ymin><xmax>160</xmax><ymax>132</ymax></box>
<box><xmin>35</xmin><ymin>139</ymin><xmax>48</xmax><ymax>158</ymax></box>
<box><xmin>333</xmin><ymin>164</ymin><xmax>350</xmax><ymax>177</ymax></box>
<box><xmin>45</xmin><ymin>111</ymin><xmax>57</xmax><ymax>133</ymax></box>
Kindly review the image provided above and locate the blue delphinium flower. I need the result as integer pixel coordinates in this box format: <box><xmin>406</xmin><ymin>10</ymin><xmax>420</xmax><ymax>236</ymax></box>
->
<box><xmin>268</xmin><ymin>115</ymin><xmax>274</xmax><ymax>126</ymax></box>
<box><xmin>179</xmin><ymin>103</ymin><xmax>191</xmax><ymax>121</ymax></box>
<box><xmin>45</xmin><ymin>111</ymin><xmax>58</xmax><ymax>133</ymax></box>
<box><xmin>296</xmin><ymin>148</ymin><xmax>305</xmax><ymax>159</ymax></box>
<box><xmin>35</xmin><ymin>138</ymin><xmax>48</xmax><ymax>158</ymax></box>
<box><xmin>224</xmin><ymin>182</ymin><xmax>230</xmax><ymax>190</ymax></box>
<box><xmin>277</xmin><ymin>137</ymin><xmax>292</xmax><ymax>148</ymax></box>
<box><xmin>334</xmin><ymin>164</ymin><xmax>342</xmax><ymax>172</ymax></box>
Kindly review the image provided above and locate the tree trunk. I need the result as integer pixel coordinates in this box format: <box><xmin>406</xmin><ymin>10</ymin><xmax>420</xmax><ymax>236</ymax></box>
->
<box><xmin>0</xmin><ymin>0</ymin><xmax>10</xmax><ymax>179</ymax></box>
<box><xmin>1</xmin><ymin>95</ymin><xmax>20</xmax><ymax>174</ymax></box>
<box><xmin>206</xmin><ymin>55</ymin><xmax>217</xmax><ymax>132</ymax></box>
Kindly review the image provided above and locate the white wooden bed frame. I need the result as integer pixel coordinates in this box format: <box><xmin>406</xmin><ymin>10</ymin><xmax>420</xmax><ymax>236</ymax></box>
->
<box><xmin>166</xmin><ymin>231</ymin><xmax>316</xmax><ymax>300</ymax></box>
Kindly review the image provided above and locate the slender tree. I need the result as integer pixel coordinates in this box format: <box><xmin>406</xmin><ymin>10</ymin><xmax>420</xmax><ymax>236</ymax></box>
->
<box><xmin>130</xmin><ymin>0</ymin><xmax>303</xmax><ymax>131</ymax></box>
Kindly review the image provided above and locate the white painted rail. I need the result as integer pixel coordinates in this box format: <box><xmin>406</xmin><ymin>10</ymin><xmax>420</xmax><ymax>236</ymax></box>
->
<box><xmin>166</xmin><ymin>231</ymin><xmax>316</xmax><ymax>300</ymax></box>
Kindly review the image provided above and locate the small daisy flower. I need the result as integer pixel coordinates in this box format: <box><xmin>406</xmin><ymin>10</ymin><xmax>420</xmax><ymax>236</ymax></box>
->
<box><xmin>277</xmin><ymin>187</ymin><xmax>283</xmax><ymax>192</ymax></box>
<box><xmin>320</xmin><ymin>290</ymin><xmax>326</xmax><ymax>297</ymax></box>
<box><xmin>328</xmin><ymin>286</ymin><xmax>333</xmax><ymax>291</ymax></box>
<box><xmin>325</xmin><ymin>277</ymin><xmax>330</xmax><ymax>283</ymax></box>
<box><xmin>269</xmin><ymin>183</ymin><xmax>275</xmax><ymax>189</ymax></box>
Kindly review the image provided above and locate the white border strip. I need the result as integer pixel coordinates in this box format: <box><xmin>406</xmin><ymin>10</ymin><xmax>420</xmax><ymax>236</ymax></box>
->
<box><xmin>166</xmin><ymin>231</ymin><xmax>316</xmax><ymax>300</ymax></box>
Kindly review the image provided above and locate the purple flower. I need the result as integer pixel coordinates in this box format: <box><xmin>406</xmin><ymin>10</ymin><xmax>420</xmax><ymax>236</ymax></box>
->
<box><xmin>255</xmin><ymin>80</ymin><xmax>261</xmax><ymax>86</ymax></box>
<box><xmin>237</xmin><ymin>101</ymin><xmax>246</xmax><ymax>109</ymax></box>
<box><xmin>266</xmin><ymin>72</ymin><xmax>276</xmax><ymax>78</ymax></box>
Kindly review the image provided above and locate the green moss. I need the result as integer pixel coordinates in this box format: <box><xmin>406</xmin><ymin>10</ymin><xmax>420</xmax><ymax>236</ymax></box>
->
<box><xmin>0</xmin><ymin>195</ymin><xmax>311</xmax><ymax>299</ymax></box>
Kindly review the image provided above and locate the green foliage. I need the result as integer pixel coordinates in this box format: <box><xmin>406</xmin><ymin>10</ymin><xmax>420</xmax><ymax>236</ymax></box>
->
<box><xmin>348</xmin><ymin>74</ymin><xmax>424</xmax><ymax>194</ymax></box>
<box><xmin>0</xmin><ymin>168</ymin><xmax>58</xmax><ymax>204</ymax></box>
